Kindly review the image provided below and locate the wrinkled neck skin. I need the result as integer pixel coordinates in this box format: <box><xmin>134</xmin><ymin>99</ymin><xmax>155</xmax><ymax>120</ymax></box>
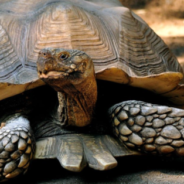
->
<box><xmin>55</xmin><ymin>73</ymin><xmax>97</xmax><ymax>127</ymax></box>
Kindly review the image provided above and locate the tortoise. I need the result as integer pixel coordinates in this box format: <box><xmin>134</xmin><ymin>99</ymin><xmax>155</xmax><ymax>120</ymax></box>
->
<box><xmin>0</xmin><ymin>0</ymin><xmax>184</xmax><ymax>182</ymax></box>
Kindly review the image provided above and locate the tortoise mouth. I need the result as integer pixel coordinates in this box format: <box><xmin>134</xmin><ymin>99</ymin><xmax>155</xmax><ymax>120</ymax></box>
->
<box><xmin>38</xmin><ymin>71</ymin><xmax>69</xmax><ymax>79</ymax></box>
<box><xmin>38</xmin><ymin>68</ymin><xmax>84</xmax><ymax>82</ymax></box>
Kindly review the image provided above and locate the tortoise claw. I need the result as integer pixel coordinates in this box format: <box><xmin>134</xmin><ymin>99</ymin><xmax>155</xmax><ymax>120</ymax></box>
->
<box><xmin>56</xmin><ymin>135</ymin><xmax>86</xmax><ymax>172</ymax></box>
<box><xmin>35</xmin><ymin>135</ymin><xmax>86</xmax><ymax>172</ymax></box>
<box><xmin>80</xmin><ymin>135</ymin><xmax>117</xmax><ymax>170</ymax></box>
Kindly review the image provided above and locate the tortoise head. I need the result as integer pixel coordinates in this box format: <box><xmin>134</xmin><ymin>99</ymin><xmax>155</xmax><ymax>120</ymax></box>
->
<box><xmin>37</xmin><ymin>48</ymin><xmax>97</xmax><ymax>127</ymax></box>
<box><xmin>37</xmin><ymin>48</ymin><xmax>94</xmax><ymax>91</ymax></box>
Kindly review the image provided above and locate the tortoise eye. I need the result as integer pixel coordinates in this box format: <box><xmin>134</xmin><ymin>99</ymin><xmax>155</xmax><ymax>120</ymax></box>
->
<box><xmin>59</xmin><ymin>52</ymin><xmax>70</xmax><ymax>61</ymax></box>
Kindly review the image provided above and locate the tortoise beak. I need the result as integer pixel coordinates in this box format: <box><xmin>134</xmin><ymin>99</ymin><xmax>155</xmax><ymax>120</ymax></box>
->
<box><xmin>37</xmin><ymin>50</ymin><xmax>56</xmax><ymax>77</ymax></box>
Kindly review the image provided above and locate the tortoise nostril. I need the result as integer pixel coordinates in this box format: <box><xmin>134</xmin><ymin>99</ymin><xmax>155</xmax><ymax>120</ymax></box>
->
<box><xmin>43</xmin><ymin>70</ymin><xmax>47</xmax><ymax>74</ymax></box>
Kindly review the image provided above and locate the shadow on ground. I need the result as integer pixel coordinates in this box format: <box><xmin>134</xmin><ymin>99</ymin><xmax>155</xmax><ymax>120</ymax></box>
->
<box><xmin>5</xmin><ymin>156</ymin><xmax>184</xmax><ymax>184</ymax></box>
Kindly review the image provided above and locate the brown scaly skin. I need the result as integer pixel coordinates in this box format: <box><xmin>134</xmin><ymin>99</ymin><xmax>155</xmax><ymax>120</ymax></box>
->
<box><xmin>37</xmin><ymin>48</ymin><xmax>97</xmax><ymax>127</ymax></box>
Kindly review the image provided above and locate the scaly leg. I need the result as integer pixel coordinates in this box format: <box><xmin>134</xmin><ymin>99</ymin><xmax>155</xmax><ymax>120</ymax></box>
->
<box><xmin>109</xmin><ymin>100</ymin><xmax>184</xmax><ymax>156</ymax></box>
<box><xmin>0</xmin><ymin>114</ymin><xmax>35</xmax><ymax>182</ymax></box>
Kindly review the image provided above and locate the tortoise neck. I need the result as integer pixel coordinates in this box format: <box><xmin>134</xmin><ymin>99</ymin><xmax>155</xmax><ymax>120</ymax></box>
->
<box><xmin>57</xmin><ymin>74</ymin><xmax>97</xmax><ymax>127</ymax></box>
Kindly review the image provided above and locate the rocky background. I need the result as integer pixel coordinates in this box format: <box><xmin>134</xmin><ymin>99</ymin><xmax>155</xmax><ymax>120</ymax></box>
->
<box><xmin>6</xmin><ymin>1</ymin><xmax>184</xmax><ymax>183</ymax></box>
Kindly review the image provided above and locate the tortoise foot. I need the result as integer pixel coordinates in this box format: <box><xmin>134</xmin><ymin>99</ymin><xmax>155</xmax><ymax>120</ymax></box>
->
<box><xmin>34</xmin><ymin>134</ymin><xmax>140</xmax><ymax>172</ymax></box>
<box><xmin>0</xmin><ymin>114</ymin><xmax>35</xmax><ymax>182</ymax></box>
<box><xmin>109</xmin><ymin>100</ymin><xmax>184</xmax><ymax>156</ymax></box>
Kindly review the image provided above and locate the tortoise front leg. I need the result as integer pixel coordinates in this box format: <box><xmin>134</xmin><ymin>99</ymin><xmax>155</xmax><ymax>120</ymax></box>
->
<box><xmin>109</xmin><ymin>100</ymin><xmax>184</xmax><ymax>156</ymax></box>
<box><xmin>0</xmin><ymin>114</ymin><xmax>35</xmax><ymax>182</ymax></box>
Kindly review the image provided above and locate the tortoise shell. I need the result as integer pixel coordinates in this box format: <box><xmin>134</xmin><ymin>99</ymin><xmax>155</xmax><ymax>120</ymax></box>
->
<box><xmin>0</xmin><ymin>0</ymin><xmax>183</xmax><ymax>105</ymax></box>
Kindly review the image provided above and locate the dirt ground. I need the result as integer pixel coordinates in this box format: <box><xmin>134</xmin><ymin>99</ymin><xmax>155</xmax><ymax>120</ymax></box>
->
<box><xmin>6</xmin><ymin>156</ymin><xmax>184</xmax><ymax>184</ymax></box>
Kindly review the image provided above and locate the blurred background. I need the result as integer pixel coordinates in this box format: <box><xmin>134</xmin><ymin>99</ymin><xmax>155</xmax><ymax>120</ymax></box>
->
<box><xmin>120</xmin><ymin>0</ymin><xmax>184</xmax><ymax>68</ymax></box>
